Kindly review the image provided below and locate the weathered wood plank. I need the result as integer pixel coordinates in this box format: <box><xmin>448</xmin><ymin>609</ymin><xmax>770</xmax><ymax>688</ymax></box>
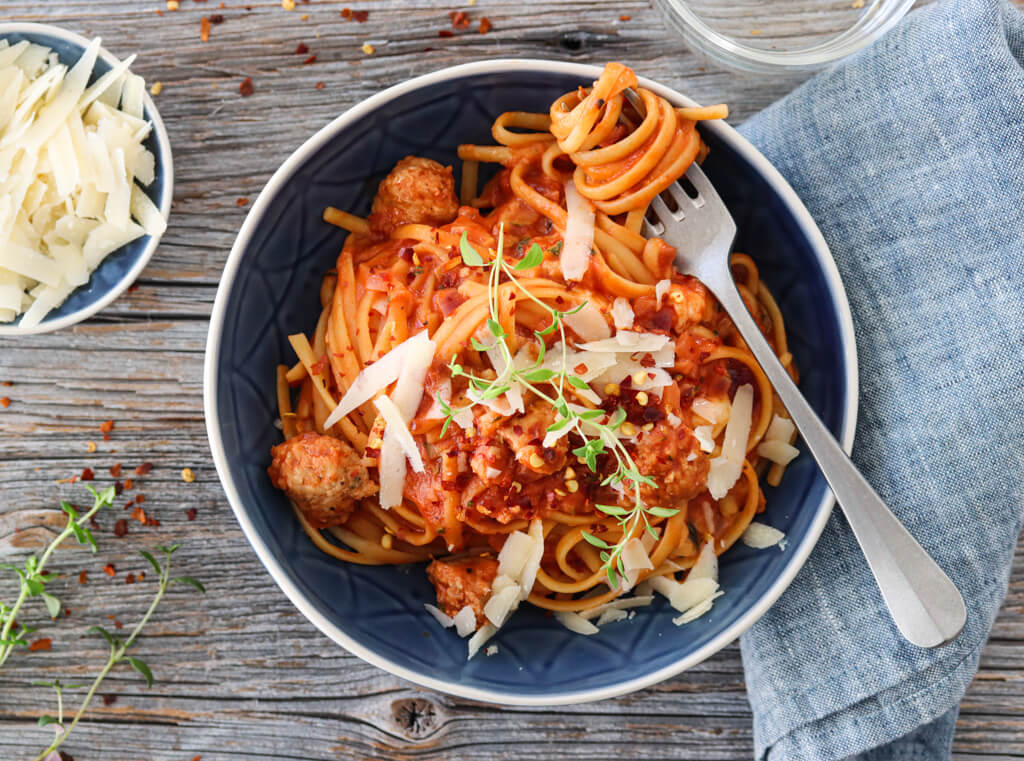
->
<box><xmin>1</xmin><ymin>0</ymin><xmax>1022</xmax><ymax>759</ymax></box>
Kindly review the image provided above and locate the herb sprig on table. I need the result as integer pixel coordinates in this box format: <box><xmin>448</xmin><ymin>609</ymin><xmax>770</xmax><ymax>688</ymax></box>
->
<box><xmin>436</xmin><ymin>225</ymin><xmax>678</xmax><ymax>587</ymax></box>
<box><xmin>0</xmin><ymin>484</ymin><xmax>205</xmax><ymax>759</ymax></box>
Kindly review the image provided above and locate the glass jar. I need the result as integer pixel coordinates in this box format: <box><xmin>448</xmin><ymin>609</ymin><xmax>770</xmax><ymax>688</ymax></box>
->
<box><xmin>653</xmin><ymin>0</ymin><xmax>917</xmax><ymax>75</ymax></box>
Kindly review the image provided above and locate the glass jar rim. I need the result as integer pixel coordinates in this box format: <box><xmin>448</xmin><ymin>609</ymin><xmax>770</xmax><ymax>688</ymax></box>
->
<box><xmin>655</xmin><ymin>0</ymin><xmax>916</xmax><ymax>74</ymax></box>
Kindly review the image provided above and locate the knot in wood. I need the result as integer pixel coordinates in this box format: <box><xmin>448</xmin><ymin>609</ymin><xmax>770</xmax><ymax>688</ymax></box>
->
<box><xmin>391</xmin><ymin>697</ymin><xmax>439</xmax><ymax>739</ymax></box>
<box><xmin>557</xmin><ymin>30</ymin><xmax>614</xmax><ymax>53</ymax></box>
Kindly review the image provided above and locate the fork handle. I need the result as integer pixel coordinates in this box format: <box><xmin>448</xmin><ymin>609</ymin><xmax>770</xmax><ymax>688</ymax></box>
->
<box><xmin>709</xmin><ymin>276</ymin><xmax>966</xmax><ymax>648</ymax></box>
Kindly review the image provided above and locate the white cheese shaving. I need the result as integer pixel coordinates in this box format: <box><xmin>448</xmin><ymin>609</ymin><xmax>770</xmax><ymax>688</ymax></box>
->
<box><xmin>554</xmin><ymin>610</ymin><xmax>600</xmax><ymax>635</ymax></box>
<box><xmin>693</xmin><ymin>425</ymin><xmax>715</xmax><ymax>453</ymax></box>
<box><xmin>483</xmin><ymin>584</ymin><xmax>522</xmax><ymax>627</ymax></box>
<box><xmin>485</xmin><ymin>644</ymin><xmax>499</xmax><ymax>656</ymax></box>
<box><xmin>467</xmin><ymin>622</ymin><xmax>497</xmax><ymax>659</ymax></box>
<box><xmin>579</xmin><ymin>331</ymin><xmax>672</xmax><ymax>354</ymax></box>
<box><xmin>578</xmin><ymin>595</ymin><xmax>655</xmax><ymax>621</ymax></box>
<box><xmin>655</xmin><ymin>278</ymin><xmax>671</xmax><ymax>308</ymax></box>
<box><xmin>0</xmin><ymin>38</ymin><xmax>164</xmax><ymax>327</ymax></box>
<box><xmin>610</xmin><ymin>297</ymin><xmax>634</xmax><ymax>329</ymax></box>
<box><xmin>561</xmin><ymin>180</ymin><xmax>595</xmax><ymax>281</ymax></box>
<box><xmin>326</xmin><ymin>331</ymin><xmax>434</xmax><ymax>430</ymax></box>
<box><xmin>706</xmin><ymin>384</ymin><xmax>753</xmax><ymax>499</ymax></box>
<box><xmin>689</xmin><ymin>541</ymin><xmax>719</xmax><ymax>583</ymax></box>
<box><xmin>692</xmin><ymin>396</ymin><xmax>730</xmax><ymax>424</ymax></box>
<box><xmin>563</xmin><ymin>300</ymin><xmax>610</xmax><ymax>341</ymax></box>
<box><xmin>757</xmin><ymin>439</ymin><xmax>800</xmax><ymax>466</ymax></box>
<box><xmin>672</xmin><ymin>592</ymin><xmax>722</xmax><ymax>626</ymax></box>
<box><xmin>452</xmin><ymin>605</ymin><xmax>477</xmax><ymax>637</ymax></box>
<box><xmin>373</xmin><ymin>395</ymin><xmax>425</xmax><ymax>473</ymax></box>
<box><xmin>497</xmin><ymin>531</ymin><xmax>535</xmax><ymax>580</ymax></box>
<box><xmin>763</xmin><ymin>413</ymin><xmax>796</xmax><ymax>443</ymax></box>
<box><xmin>741</xmin><ymin>521</ymin><xmax>787</xmax><ymax>550</ymax></box>
<box><xmin>596</xmin><ymin>608</ymin><xmax>629</xmax><ymax>626</ymax></box>
<box><xmin>424</xmin><ymin>603</ymin><xmax>453</xmax><ymax>628</ymax></box>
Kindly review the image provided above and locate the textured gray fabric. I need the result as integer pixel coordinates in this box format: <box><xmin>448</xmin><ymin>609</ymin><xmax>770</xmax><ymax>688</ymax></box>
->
<box><xmin>736</xmin><ymin>1</ymin><xmax>1024</xmax><ymax>758</ymax></box>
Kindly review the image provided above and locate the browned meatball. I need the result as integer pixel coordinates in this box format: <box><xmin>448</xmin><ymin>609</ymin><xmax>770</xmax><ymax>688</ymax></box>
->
<box><xmin>267</xmin><ymin>433</ymin><xmax>377</xmax><ymax>528</ymax></box>
<box><xmin>368</xmin><ymin>156</ymin><xmax>460</xmax><ymax>236</ymax></box>
<box><xmin>426</xmin><ymin>557</ymin><xmax>499</xmax><ymax>628</ymax></box>
<box><xmin>631</xmin><ymin>422</ymin><xmax>709</xmax><ymax>507</ymax></box>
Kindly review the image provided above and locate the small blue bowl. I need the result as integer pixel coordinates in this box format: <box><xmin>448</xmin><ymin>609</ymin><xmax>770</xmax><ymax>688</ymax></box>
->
<box><xmin>205</xmin><ymin>60</ymin><xmax>858</xmax><ymax>705</ymax></box>
<box><xmin>0</xmin><ymin>23</ymin><xmax>173</xmax><ymax>336</ymax></box>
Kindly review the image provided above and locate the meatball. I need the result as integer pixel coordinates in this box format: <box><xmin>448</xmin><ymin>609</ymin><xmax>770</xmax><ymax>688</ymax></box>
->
<box><xmin>426</xmin><ymin>557</ymin><xmax>499</xmax><ymax>628</ymax></box>
<box><xmin>267</xmin><ymin>433</ymin><xmax>377</xmax><ymax>528</ymax></box>
<box><xmin>631</xmin><ymin>421</ymin><xmax>709</xmax><ymax>507</ymax></box>
<box><xmin>368</xmin><ymin>156</ymin><xmax>460</xmax><ymax>236</ymax></box>
<box><xmin>498</xmin><ymin>401</ymin><xmax>567</xmax><ymax>475</ymax></box>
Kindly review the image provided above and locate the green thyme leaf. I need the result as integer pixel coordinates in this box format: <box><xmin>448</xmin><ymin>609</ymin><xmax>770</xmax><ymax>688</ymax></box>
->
<box><xmin>126</xmin><ymin>656</ymin><xmax>154</xmax><ymax>688</ymax></box>
<box><xmin>486</xmin><ymin>318</ymin><xmax>506</xmax><ymax>338</ymax></box>
<box><xmin>459</xmin><ymin>232</ymin><xmax>485</xmax><ymax>266</ymax></box>
<box><xmin>88</xmin><ymin>626</ymin><xmax>116</xmax><ymax>648</ymax></box>
<box><xmin>171</xmin><ymin>576</ymin><xmax>207</xmax><ymax>594</ymax></box>
<box><xmin>139</xmin><ymin>551</ymin><xmax>162</xmax><ymax>576</ymax></box>
<box><xmin>567</xmin><ymin>376</ymin><xmax>590</xmax><ymax>391</ymax></box>
<box><xmin>41</xmin><ymin>593</ymin><xmax>61</xmax><ymax>619</ymax></box>
<box><xmin>60</xmin><ymin>502</ymin><xmax>79</xmax><ymax>520</ymax></box>
<box><xmin>580</xmin><ymin>532</ymin><xmax>611</xmax><ymax>549</ymax></box>
<box><xmin>521</xmin><ymin>368</ymin><xmax>556</xmax><ymax>383</ymax></box>
<box><xmin>37</xmin><ymin>714</ymin><xmax>60</xmax><ymax>728</ymax></box>
<box><xmin>646</xmin><ymin>506</ymin><xmax>680</xmax><ymax>518</ymax></box>
<box><xmin>514</xmin><ymin>243</ymin><xmax>544</xmax><ymax>270</ymax></box>
<box><xmin>596</xmin><ymin>504</ymin><xmax>630</xmax><ymax>517</ymax></box>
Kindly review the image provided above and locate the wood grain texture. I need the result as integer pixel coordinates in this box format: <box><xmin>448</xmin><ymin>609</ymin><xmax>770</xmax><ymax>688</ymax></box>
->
<box><xmin>1</xmin><ymin>1</ymin><xmax>1022</xmax><ymax>759</ymax></box>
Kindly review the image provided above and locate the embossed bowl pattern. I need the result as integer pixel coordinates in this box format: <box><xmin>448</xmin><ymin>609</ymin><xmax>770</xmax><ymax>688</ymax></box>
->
<box><xmin>204</xmin><ymin>60</ymin><xmax>858</xmax><ymax>705</ymax></box>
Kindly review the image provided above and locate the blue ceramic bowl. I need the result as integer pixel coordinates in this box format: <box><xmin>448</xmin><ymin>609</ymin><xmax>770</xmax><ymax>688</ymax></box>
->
<box><xmin>205</xmin><ymin>60</ymin><xmax>858</xmax><ymax>705</ymax></box>
<box><xmin>0</xmin><ymin>23</ymin><xmax>173</xmax><ymax>336</ymax></box>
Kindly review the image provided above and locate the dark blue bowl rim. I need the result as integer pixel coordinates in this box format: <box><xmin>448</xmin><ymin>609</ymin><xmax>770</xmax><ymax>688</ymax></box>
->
<box><xmin>203</xmin><ymin>59</ymin><xmax>859</xmax><ymax>705</ymax></box>
<box><xmin>0</xmin><ymin>22</ymin><xmax>174</xmax><ymax>336</ymax></box>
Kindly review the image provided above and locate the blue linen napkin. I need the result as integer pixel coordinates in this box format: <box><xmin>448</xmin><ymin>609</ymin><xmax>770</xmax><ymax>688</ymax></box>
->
<box><xmin>735</xmin><ymin>0</ymin><xmax>1024</xmax><ymax>758</ymax></box>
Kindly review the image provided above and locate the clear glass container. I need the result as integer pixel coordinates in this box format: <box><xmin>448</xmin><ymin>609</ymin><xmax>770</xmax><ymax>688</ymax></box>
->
<box><xmin>653</xmin><ymin>0</ymin><xmax>916</xmax><ymax>75</ymax></box>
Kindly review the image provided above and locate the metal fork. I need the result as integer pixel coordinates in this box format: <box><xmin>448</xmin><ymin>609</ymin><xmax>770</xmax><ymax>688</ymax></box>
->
<box><xmin>646</xmin><ymin>162</ymin><xmax>966</xmax><ymax>648</ymax></box>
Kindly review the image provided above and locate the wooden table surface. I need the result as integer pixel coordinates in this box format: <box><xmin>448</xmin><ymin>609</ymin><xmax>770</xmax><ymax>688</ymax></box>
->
<box><xmin>2</xmin><ymin>2</ymin><xmax>1022</xmax><ymax>759</ymax></box>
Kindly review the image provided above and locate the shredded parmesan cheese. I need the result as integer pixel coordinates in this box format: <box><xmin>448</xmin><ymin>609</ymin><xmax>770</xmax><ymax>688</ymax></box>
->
<box><xmin>0</xmin><ymin>38</ymin><xmax>164</xmax><ymax>327</ymax></box>
<box><xmin>741</xmin><ymin>521</ymin><xmax>787</xmax><ymax>549</ymax></box>
<box><xmin>554</xmin><ymin>610</ymin><xmax>600</xmax><ymax>635</ymax></box>
<box><xmin>610</xmin><ymin>297</ymin><xmax>634</xmax><ymax>329</ymax></box>
<box><xmin>561</xmin><ymin>180</ymin><xmax>595</xmax><ymax>281</ymax></box>
<box><xmin>706</xmin><ymin>384</ymin><xmax>753</xmax><ymax>499</ymax></box>
<box><xmin>757</xmin><ymin>439</ymin><xmax>800</xmax><ymax>466</ymax></box>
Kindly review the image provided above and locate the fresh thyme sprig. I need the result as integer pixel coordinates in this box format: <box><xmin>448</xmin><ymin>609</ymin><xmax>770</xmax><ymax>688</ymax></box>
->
<box><xmin>436</xmin><ymin>224</ymin><xmax>678</xmax><ymax>587</ymax></box>
<box><xmin>0</xmin><ymin>484</ymin><xmax>116</xmax><ymax>667</ymax></box>
<box><xmin>30</xmin><ymin>543</ymin><xmax>205</xmax><ymax>761</ymax></box>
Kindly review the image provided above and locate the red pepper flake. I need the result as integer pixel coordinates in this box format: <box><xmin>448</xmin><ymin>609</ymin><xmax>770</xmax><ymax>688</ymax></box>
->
<box><xmin>110</xmin><ymin>463</ymin><xmax>122</xmax><ymax>478</ymax></box>
<box><xmin>102</xmin><ymin>694</ymin><xmax>117</xmax><ymax>706</ymax></box>
<box><xmin>210</xmin><ymin>13</ymin><xmax>225</xmax><ymax>23</ymax></box>
<box><xmin>136</xmin><ymin>493</ymin><xmax>146</xmax><ymax>504</ymax></box>
<box><xmin>295</xmin><ymin>42</ymin><xmax>309</xmax><ymax>54</ymax></box>
<box><xmin>29</xmin><ymin>638</ymin><xmax>51</xmax><ymax>652</ymax></box>
<box><xmin>438</xmin><ymin>29</ymin><xmax>453</xmax><ymax>37</ymax></box>
<box><xmin>78</xmin><ymin>570</ymin><xmax>88</xmax><ymax>585</ymax></box>
<box><xmin>239</xmin><ymin>77</ymin><xmax>255</xmax><ymax>97</ymax></box>
<box><xmin>131</xmin><ymin>506</ymin><xmax>147</xmax><ymax>524</ymax></box>
<box><xmin>185</xmin><ymin>507</ymin><xmax>198</xmax><ymax>521</ymax></box>
<box><xmin>125</xmin><ymin>573</ymin><xmax>136</xmax><ymax>584</ymax></box>
<box><xmin>315</xmin><ymin>81</ymin><xmax>325</xmax><ymax>90</ymax></box>
<box><xmin>619</xmin><ymin>14</ymin><xmax>631</xmax><ymax>21</ymax></box>
<box><xmin>479</xmin><ymin>17</ymin><xmax>492</xmax><ymax>34</ymax></box>
<box><xmin>103</xmin><ymin>563</ymin><xmax>116</xmax><ymax>577</ymax></box>
<box><xmin>138</xmin><ymin>572</ymin><xmax>146</xmax><ymax>582</ymax></box>
<box><xmin>81</xmin><ymin>467</ymin><xmax>95</xmax><ymax>481</ymax></box>
<box><xmin>236</xmin><ymin>197</ymin><xmax>249</xmax><ymax>206</ymax></box>
<box><xmin>200</xmin><ymin>16</ymin><xmax>211</xmax><ymax>41</ymax></box>
<box><xmin>135</xmin><ymin>462</ymin><xmax>154</xmax><ymax>475</ymax></box>
<box><xmin>449</xmin><ymin>10</ymin><xmax>470</xmax><ymax>29</ymax></box>
<box><xmin>123</xmin><ymin>499</ymin><xmax>135</xmax><ymax>511</ymax></box>
<box><xmin>100</xmin><ymin>420</ymin><xmax>115</xmax><ymax>434</ymax></box>
<box><xmin>124</xmin><ymin>478</ymin><xmax>134</xmax><ymax>490</ymax></box>
<box><xmin>0</xmin><ymin>397</ymin><xmax>9</xmax><ymax>408</ymax></box>
<box><xmin>0</xmin><ymin>381</ymin><xmax>11</xmax><ymax>386</ymax></box>
<box><xmin>114</xmin><ymin>480</ymin><xmax>124</xmax><ymax>496</ymax></box>
<box><xmin>352</xmin><ymin>9</ymin><xmax>369</xmax><ymax>21</ymax></box>
<box><xmin>193</xmin><ymin>756</ymin><xmax>203</xmax><ymax>761</ymax></box>
<box><xmin>114</xmin><ymin>519</ymin><xmax>128</xmax><ymax>537</ymax></box>
<box><xmin>303</xmin><ymin>54</ymin><xmax>317</xmax><ymax>65</ymax></box>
